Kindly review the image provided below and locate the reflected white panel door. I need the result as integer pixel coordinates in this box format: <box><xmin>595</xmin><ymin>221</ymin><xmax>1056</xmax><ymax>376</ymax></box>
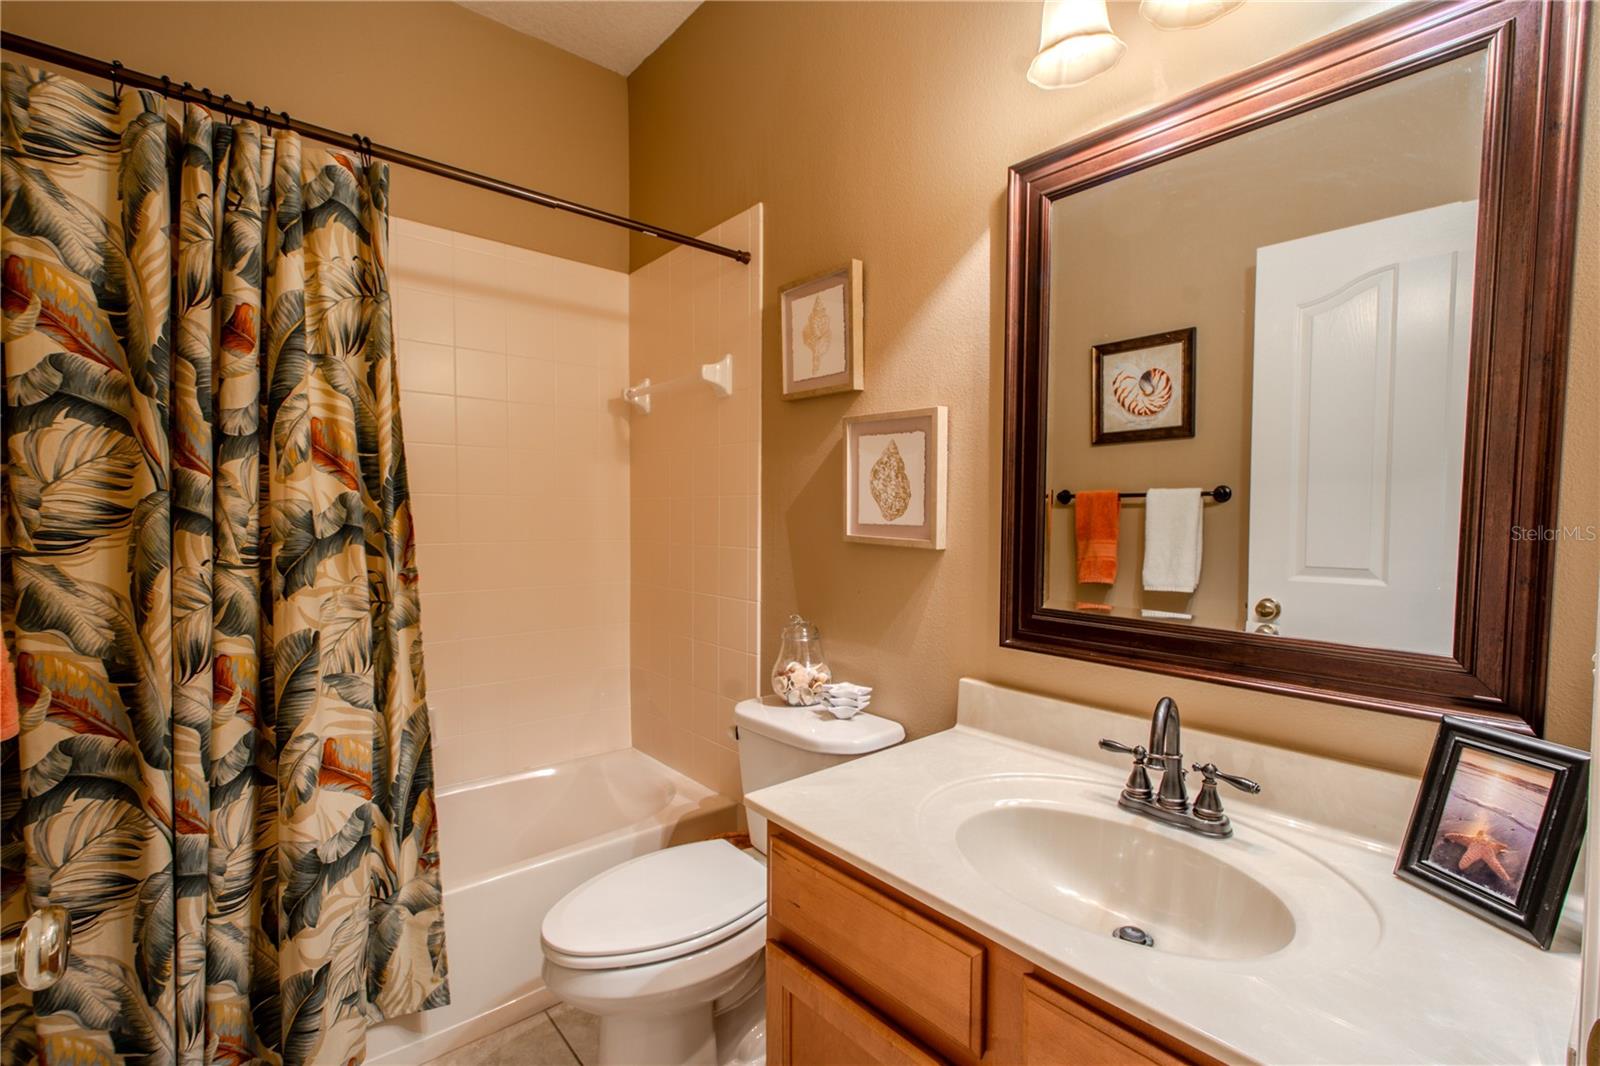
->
<box><xmin>1247</xmin><ymin>201</ymin><xmax>1477</xmax><ymax>654</ymax></box>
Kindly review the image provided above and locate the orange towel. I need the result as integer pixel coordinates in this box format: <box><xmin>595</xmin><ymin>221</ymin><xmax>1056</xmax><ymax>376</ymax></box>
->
<box><xmin>1</xmin><ymin>638</ymin><xmax>17</xmax><ymax>741</ymax></box>
<box><xmin>1075</xmin><ymin>491</ymin><xmax>1120</xmax><ymax>585</ymax></box>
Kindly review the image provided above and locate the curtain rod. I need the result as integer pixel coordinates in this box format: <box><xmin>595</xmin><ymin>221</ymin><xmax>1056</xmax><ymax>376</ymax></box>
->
<box><xmin>0</xmin><ymin>32</ymin><xmax>751</xmax><ymax>265</ymax></box>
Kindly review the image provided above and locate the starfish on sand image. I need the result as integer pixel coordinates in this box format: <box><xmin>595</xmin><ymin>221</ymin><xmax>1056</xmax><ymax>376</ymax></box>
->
<box><xmin>1444</xmin><ymin>827</ymin><xmax>1514</xmax><ymax>884</ymax></box>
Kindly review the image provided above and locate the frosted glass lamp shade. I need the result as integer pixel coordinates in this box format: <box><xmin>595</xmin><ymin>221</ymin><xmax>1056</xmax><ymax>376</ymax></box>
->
<box><xmin>1140</xmin><ymin>0</ymin><xmax>1244</xmax><ymax>30</ymax></box>
<box><xmin>1027</xmin><ymin>0</ymin><xmax>1128</xmax><ymax>89</ymax></box>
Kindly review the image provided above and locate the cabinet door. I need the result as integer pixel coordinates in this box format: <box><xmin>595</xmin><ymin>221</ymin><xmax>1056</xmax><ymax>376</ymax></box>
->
<box><xmin>1021</xmin><ymin>977</ymin><xmax>1189</xmax><ymax>1066</ymax></box>
<box><xmin>767</xmin><ymin>943</ymin><xmax>943</xmax><ymax>1066</ymax></box>
<box><xmin>770</xmin><ymin>834</ymin><xmax>985</xmax><ymax>1056</ymax></box>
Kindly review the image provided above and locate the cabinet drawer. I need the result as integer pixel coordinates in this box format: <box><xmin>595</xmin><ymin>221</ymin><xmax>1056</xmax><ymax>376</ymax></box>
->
<box><xmin>768</xmin><ymin>943</ymin><xmax>942</xmax><ymax>1066</ymax></box>
<box><xmin>1021</xmin><ymin>976</ymin><xmax>1190</xmax><ymax>1066</ymax></box>
<box><xmin>770</xmin><ymin>835</ymin><xmax>985</xmax><ymax>1056</ymax></box>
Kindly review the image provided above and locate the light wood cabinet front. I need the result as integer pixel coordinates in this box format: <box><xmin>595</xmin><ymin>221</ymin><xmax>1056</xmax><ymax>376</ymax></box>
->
<box><xmin>766</xmin><ymin>828</ymin><xmax>1219</xmax><ymax>1066</ymax></box>
<box><xmin>767</xmin><ymin>942</ymin><xmax>942</xmax><ymax>1066</ymax></box>
<box><xmin>770</xmin><ymin>834</ymin><xmax>985</xmax><ymax>1055</ymax></box>
<box><xmin>1020</xmin><ymin>976</ymin><xmax>1189</xmax><ymax>1066</ymax></box>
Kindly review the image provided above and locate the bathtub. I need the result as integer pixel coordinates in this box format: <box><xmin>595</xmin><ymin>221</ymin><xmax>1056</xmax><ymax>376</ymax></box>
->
<box><xmin>367</xmin><ymin>748</ymin><xmax>738</xmax><ymax>1065</ymax></box>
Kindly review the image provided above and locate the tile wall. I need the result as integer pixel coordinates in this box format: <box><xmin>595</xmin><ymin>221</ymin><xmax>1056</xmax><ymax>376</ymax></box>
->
<box><xmin>391</xmin><ymin>218</ymin><xmax>631</xmax><ymax>788</ymax></box>
<box><xmin>628</xmin><ymin>207</ymin><xmax>765</xmax><ymax>798</ymax></box>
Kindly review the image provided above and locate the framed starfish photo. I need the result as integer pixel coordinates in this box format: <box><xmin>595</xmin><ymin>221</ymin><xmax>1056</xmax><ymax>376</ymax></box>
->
<box><xmin>781</xmin><ymin>260</ymin><xmax>864</xmax><ymax>400</ymax></box>
<box><xmin>842</xmin><ymin>406</ymin><xmax>948</xmax><ymax>549</ymax></box>
<box><xmin>1397</xmin><ymin>716</ymin><xmax>1588</xmax><ymax>949</ymax></box>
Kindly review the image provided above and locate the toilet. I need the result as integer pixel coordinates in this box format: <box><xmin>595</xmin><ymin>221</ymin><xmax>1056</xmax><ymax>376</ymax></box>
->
<box><xmin>540</xmin><ymin>697</ymin><xmax>905</xmax><ymax>1066</ymax></box>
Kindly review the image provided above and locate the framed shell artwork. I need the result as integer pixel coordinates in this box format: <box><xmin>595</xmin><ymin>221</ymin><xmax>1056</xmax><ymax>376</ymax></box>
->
<box><xmin>1091</xmin><ymin>327</ymin><xmax>1196</xmax><ymax>445</ymax></box>
<box><xmin>842</xmin><ymin>406</ymin><xmax>947</xmax><ymax>549</ymax></box>
<box><xmin>780</xmin><ymin>260</ymin><xmax>864</xmax><ymax>399</ymax></box>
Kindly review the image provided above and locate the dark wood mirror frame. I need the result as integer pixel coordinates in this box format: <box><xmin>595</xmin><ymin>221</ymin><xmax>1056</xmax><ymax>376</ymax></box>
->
<box><xmin>1001</xmin><ymin>0</ymin><xmax>1588</xmax><ymax>734</ymax></box>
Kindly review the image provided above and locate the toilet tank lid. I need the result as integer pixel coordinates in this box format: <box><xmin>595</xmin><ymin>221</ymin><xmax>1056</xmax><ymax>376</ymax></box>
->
<box><xmin>734</xmin><ymin>697</ymin><xmax>906</xmax><ymax>755</ymax></box>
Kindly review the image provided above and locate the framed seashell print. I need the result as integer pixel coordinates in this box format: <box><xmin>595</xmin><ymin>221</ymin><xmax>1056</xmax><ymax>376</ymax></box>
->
<box><xmin>842</xmin><ymin>406</ymin><xmax>948</xmax><ymax>549</ymax></box>
<box><xmin>1091</xmin><ymin>327</ymin><xmax>1196</xmax><ymax>444</ymax></box>
<box><xmin>781</xmin><ymin>260</ymin><xmax>864</xmax><ymax>399</ymax></box>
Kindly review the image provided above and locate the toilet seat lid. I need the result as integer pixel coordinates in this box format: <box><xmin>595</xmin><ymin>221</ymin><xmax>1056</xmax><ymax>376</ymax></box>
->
<box><xmin>542</xmin><ymin>840</ymin><xmax>766</xmax><ymax>961</ymax></box>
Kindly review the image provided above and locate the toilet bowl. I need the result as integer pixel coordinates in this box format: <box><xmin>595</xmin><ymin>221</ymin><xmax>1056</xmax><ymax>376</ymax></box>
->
<box><xmin>541</xmin><ymin>699</ymin><xmax>906</xmax><ymax>1066</ymax></box>
<box><xmin>541</xmin><ymin>839</ymin><xmax>768</xmax><ymax>1066</ymax></box>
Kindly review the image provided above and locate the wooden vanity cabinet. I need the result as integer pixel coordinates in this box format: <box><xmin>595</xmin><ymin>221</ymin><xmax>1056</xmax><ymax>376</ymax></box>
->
<box><xmin>766</xmin><ymin>829</ymin><xmax>1220</xmax><ymax>1066</ymax></box>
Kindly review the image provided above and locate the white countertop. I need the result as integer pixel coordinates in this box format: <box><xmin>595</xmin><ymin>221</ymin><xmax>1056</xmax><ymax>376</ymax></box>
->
<box><xmin>745</xmin><ymin>684</ymin><xmax>1582</xmax><ymax>1066</ymax></box>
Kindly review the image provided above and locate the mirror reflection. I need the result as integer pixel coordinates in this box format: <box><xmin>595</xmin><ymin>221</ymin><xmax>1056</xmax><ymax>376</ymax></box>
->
<box><xmin>1044</xmin><ymin>52</ymin><xmax>1488</xmax><ymax>656</ymax></box>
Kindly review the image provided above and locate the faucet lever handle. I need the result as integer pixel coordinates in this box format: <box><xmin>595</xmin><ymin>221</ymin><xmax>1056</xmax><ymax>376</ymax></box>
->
<box><xmin>1101</xmin><ymin>740</ymin><xmax>1154</xmax><ymax>801</ymax></box>
<box><xmin>1098</xmin><ymin>738</ymin><xmax>1145</xmax><ymax>761</ymax></box>
<box><xmin>1192</xmin><ymin>762</ymin><xmax>1260</xmax><ymax>793</ymax></box>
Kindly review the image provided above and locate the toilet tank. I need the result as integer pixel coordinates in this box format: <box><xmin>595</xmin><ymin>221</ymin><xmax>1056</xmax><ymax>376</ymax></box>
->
<box><xmin>734</xmin><ymin>696</ymin><xmax>905</xmax><ymax>853</ymax></box>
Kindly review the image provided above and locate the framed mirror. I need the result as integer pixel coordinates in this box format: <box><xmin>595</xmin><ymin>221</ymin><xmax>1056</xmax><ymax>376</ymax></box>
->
<box><xmin>1001</xmin><ymin>1</ymin><xmax>1588</xmax><ymax>732</ymax></box>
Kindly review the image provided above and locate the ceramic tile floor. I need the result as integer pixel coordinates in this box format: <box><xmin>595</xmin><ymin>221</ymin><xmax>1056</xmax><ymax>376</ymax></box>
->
<box><xmin>423</xmin><ymin>1004</ymin><xmax>600</xmax><ymax>1066</ymax></box>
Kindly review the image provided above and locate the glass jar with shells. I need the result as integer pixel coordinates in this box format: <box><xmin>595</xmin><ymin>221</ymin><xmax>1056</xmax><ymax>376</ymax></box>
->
<box><xmin>771</xmin><ymin>614</ymin><xmax>832</xmax><ymax>706</ymax></box>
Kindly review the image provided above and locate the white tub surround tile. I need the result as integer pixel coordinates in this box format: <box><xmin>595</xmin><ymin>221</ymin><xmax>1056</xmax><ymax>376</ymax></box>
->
<box><xmin>628</xmin><ymin>207</ymin><xmax>763</xmax><ymax>799</ymax></box>
<box><xmin>392</xmin><ymin>217</ymin><xmax>630</xmax><ymax>788</ymax></box>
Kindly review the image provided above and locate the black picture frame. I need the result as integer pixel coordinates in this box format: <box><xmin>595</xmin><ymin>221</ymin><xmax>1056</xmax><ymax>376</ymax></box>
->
<box><xmin>1089</xmin><ymin>327</ymin><xmax>1196</xmax><ymax>445</ymax></box>
<box><xmin>1396</xmin><ymin>716</ymin><xmax>1588</xmax><ymax>949</ymax></box>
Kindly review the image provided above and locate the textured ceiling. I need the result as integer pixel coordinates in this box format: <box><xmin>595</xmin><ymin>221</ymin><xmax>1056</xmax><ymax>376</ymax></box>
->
<box><xmin>457</xmin><ymin>1</ymin><xmax>702</xmax><ymax>76</ymax></box>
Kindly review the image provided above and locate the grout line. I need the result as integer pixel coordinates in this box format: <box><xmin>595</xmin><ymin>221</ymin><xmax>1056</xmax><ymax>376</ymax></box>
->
<box><xmin>546</xmin><ymin>1007</ymin><xmax>585</xmax><ymax>1066</ymax></box>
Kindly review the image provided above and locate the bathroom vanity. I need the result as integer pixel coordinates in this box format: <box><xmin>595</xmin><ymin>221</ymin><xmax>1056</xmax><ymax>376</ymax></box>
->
<box><xmin>766</xmin><ymin>828</ymin><xmax>1213</xmax><ymax>1065</ymax></box>
<box><xmin>747</xmin><ymin>681</ymin><xmax>1581</xmax><ymax>1065</ymax></box>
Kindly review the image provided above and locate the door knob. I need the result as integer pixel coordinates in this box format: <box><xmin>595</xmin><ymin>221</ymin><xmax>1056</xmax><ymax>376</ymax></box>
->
<box><xmin>1254</xmin><ymin>597</ymin><xmax>1281</xmax><ymax>620</ymax></box>
<box><xmin>1253</xmin><ymin>623</ymin><xmax>1279</xmax><ymax>636</ymax></box>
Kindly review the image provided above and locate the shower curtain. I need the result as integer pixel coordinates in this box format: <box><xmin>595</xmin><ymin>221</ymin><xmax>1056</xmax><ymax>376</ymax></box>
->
<box><xmin>0</xmin><ymin>66</ymin><xmax>448</xmax><ymax>1066</ymax></box>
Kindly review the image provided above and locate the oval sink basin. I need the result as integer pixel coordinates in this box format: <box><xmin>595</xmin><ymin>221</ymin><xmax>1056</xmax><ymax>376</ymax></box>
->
<box><xmin>956</xmin><ymin>805</ymin><xmax>1294</xmax><ymax>961</ymax></box>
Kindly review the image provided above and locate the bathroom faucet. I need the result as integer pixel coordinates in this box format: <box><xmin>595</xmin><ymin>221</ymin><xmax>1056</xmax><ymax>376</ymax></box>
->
<box><xmin>1099</xmin><ymin>698</ymin><xmax>1259</xmax><ymax>838</ymax></box>
<box><xmin>1146</xmin><ymin>696</ymin><xmax>1187</xmax><ymax>811</ymax></box>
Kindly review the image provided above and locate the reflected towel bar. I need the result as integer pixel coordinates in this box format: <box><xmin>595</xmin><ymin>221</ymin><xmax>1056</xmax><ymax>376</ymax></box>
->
<box><xmin>1054</xmin><ymin>485</ymin><xmax>1232</xmax><ymax>506</ymax></box>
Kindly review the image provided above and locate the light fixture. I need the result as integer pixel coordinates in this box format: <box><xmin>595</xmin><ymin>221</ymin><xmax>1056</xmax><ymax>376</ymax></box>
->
<box><xmin>1027</xmin><ymin>0</ymin><xmax>1127</xmax><ymax>89</ymax></box>
<box><xmin>1139</xmin><ymin>1</ymin><xmax>1244</xmax><ymax>30</ymax></box>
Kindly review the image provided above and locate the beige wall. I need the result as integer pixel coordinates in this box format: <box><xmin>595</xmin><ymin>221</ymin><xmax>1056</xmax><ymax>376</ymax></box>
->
<box><xmin>630</xmin><ymin>1</ymin><xmax>1600</xmax><ymax>768</ymax></box>
<box><xmin>1045</xmin><ymin>52</ymin><xmax>1485</xmax><ymax>626</ymax></box>
<box><xmin>390</xmin><ymin>219</ymin><xmax>632</xmax><ymax>787</ymax></box>
<box><xmin>0</xmin><ymin>1</ymin><xmax>630</xmax><ymax>270</ymax></box>
<box><xmin>629</xmin><ymin>207</ymin><xmax>764</xmax><ymax>798</ymax></box>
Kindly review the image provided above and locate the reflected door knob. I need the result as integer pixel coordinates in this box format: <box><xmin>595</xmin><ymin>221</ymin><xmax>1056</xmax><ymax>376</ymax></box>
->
<box><xmin>1254</xmin><ymin>597</ymin><xmax>1281</xmax><ymax>620</ymax></box>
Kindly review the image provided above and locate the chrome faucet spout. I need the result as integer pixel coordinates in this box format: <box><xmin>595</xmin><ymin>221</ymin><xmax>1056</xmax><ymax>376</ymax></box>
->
<box><xmin>1148</xmin><ymin>696</ymin><xmax>1180</xmax><ymax>756</ymax></box>
<box><xmin>1148</xmin><ymin>697</ymin><xmax>1189</xmax><ymax>811</ymax></box>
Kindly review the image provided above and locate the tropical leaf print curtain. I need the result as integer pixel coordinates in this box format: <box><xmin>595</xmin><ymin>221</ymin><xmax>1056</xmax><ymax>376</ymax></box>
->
<box><xmin>0</xmin><ymin>65</ymin><xmax>448</xmax><ymax>1066</ymax></box>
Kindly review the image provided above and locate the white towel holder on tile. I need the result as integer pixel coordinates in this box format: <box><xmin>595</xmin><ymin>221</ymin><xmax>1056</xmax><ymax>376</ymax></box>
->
<box><xmin>622</xmin><ymin>354</ymin><xmax>733</xmax><ymax>414</ymax></box>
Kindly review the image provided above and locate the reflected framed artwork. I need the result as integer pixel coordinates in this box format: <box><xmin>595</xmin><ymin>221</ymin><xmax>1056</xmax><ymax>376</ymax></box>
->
<box><xmin>781</xmin><ymin>260</ymin><xmax>864</xmax><ymax>399</ymax></box>
<box><xmin>1396</xmin><ymin>716</ymin><xmax>1588</xmax><ymax>949</ymax></box>
<box><xmin>842</xmin><ymin>406</ymin><xmax>947</xmax><ymax>549</ymax></box>
<box><xmin>1091</xmin><ymin>327</ymin><xmax>1196</xmax><ymax>444</ymax></box>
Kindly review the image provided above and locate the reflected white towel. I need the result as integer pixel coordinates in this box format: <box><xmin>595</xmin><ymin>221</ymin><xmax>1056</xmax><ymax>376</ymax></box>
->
<box><xmin>1142</xmin><ymin>488</ymin><xmax>1203</xmax><ymax>593</ymax></box>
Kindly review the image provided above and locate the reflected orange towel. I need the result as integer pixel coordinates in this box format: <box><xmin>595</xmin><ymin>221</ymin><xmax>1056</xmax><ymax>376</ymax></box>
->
<box><xmin>1</xmin><ymin>638</ymin><xmax>17</xmax><ymax>741</ymax></box>
<box><xmin>1075</xmin><ymin>491</ymin><xmax>1120</xmax><ymax>585</ymax></box>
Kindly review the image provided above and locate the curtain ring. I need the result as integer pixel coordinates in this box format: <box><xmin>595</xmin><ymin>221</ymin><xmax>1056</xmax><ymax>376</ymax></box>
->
<box><xmin>280</xmin><ymin>111</ymin><xmax>292</xmax><ymax>132</ymax></box>
<box><xmin>108</xmin><ymin>60</ymin><xmax>124</xmax><ymax>105</ymax></box>
<box><xmin>160</xmin><ymin>74</ymin><xmax>171</xmax><ymax>98</ymax></box>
